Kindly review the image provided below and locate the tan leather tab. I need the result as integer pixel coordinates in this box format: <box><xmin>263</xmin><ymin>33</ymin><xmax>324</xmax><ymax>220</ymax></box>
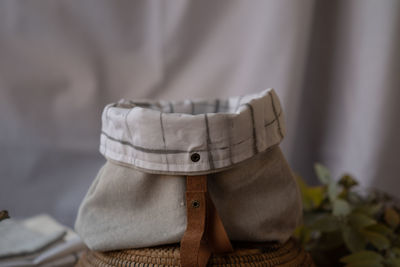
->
<box><xmin>186</xmin><ymin>175</ymin><xmax>208</xmax><ymax>191</ymax></box>
<box><xmin>180</xmin><ymin>191</ymin><xmax>208</xmax><ymax>267</ymax></box>
<box><xmin>180</xmin><ymin>175</ymin><xmax>233</xmax><ymax>267</ymax></box>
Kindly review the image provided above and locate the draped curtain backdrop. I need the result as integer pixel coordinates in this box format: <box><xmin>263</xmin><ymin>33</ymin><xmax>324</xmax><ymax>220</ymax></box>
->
<box><xmin>1</xmin><ymin>0</ymin><xmax>399</xmax><ymax>227</ymax></box>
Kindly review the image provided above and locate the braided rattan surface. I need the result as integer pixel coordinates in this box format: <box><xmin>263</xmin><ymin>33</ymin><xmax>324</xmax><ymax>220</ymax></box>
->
<box><xmin>76</xmin><ymin>238</ymin><xmax>314</xmax><ymax>267</ymax></box>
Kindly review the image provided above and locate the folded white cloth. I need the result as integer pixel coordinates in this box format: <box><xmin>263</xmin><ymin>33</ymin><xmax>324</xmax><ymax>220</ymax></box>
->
<box><xmin>0</xmin><ymin>215</ymin><xmax>86</xmax><ymax>267</ymax></box>
<box><xmin>100</xmin><ymin>88</ymin><xmax>285</xmax><ymax>174</ymax></box>
<box><xmin>0</xmin><ymin>215</ymin><xmax>65</xmax><ymax>259</ymax></box>
<box><xmin>75</xmin><ymin>89</ymin><xmax>302</xmax><ymax>251</ymax></box>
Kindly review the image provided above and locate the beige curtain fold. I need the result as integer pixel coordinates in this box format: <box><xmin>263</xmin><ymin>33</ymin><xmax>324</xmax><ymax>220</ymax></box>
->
<box><xmin>0</xmin><ymin>0</ymin><xmax>399</xmax><ymax>226</ymax></box>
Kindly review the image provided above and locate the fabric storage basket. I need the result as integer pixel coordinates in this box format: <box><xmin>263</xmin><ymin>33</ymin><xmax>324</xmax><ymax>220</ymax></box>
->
<box><xmin>75</xmin><ymin>88</ymin><xmax>309</xmax><ymax>266</ymax></box>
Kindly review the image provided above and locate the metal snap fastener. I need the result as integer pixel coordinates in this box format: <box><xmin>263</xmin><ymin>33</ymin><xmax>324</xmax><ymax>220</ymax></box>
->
<box><xmin>191</xmin><ymin>200</ymin><xmax>200</xmax><ymax>208</ymax></box>
<box><xmin>190</xmin><ymin>153</ymin><xmax>200</xmax><ymax>162</ymax></box>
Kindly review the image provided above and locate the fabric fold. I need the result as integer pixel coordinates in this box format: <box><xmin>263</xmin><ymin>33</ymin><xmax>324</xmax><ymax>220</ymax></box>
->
<box><xmin>100</xmin><ymin>88</ymin><xmax>285</xmax><ymax>174</ymax></box>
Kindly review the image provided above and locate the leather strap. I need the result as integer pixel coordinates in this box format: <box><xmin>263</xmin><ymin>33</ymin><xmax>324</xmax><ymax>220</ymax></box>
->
<box><xmin>180</xmin><ymin>175</ymin><xmax>233</xmax><ymax>267</ymax></box>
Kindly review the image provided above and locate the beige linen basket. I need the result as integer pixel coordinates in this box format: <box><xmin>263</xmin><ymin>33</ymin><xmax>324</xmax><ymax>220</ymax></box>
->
<box><xmin>75</xmin><ymin>89</ymin><xmax>314</xmax><ymax>266</ymax></box>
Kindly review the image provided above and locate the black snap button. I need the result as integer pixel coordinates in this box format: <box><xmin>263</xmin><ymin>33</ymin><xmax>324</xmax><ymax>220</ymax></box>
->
<box><xmin>190</xmin><ymin>153</ymin><xmax>200</xmax><ymax>162</ymax></box>
<box><xmin>191</xmin><ymin>200</ymin><xmax>200</xmax><ymax>208</ymax></box>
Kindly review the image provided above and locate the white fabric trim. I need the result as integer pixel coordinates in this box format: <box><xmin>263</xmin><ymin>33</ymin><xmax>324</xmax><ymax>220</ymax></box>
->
<box><xmin>100</xmin><ymin>88</ymin><xmax>285</xmax><ymax>174</ymax></box>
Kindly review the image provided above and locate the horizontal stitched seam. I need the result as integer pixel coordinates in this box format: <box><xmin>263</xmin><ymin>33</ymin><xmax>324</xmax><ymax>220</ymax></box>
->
<box><xmin>101</xmin><ymin>140</ymin><xmax>280</xmax><ymax>166</ymax></box>
<box><xmin>101</xmin><ymin>112</ymin><xmax>282</xmax><ymax>155</ymax></box>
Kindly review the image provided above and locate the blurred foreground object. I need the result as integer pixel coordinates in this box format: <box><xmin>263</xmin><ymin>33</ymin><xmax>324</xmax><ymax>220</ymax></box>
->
<box><xmin>0</xmin><ymin>214</ymin><xmax>86</xmax><ymax>267</ymax></box>
<box><xmin>295</xmin><ymin>164</ymin><xmax>400</xmax><ymax>267</ymax></box>
<box><xmin>0</xmin><ymin>211</ymin><xmax>9</xmax><ymax>222</ymax></box>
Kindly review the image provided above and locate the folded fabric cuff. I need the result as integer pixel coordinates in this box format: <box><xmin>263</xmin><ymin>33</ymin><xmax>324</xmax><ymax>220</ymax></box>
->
<box><xmin>100</xmin><ymin>88</ymin><xmax>285</xmax><ymax>174</ymax></box>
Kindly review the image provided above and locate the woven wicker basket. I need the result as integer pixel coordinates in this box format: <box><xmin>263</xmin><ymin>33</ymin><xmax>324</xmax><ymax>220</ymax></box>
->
<box><xmin>76</xmin><ymin>238</ymin><xmax>314</xmax><ymax>267</ymax></box>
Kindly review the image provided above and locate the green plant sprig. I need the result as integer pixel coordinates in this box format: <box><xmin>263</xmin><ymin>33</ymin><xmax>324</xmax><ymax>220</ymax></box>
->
<box><xmin>294</xmin><ymin>163</ymin><xmax>400</xmax><ymax>267</ymax></box>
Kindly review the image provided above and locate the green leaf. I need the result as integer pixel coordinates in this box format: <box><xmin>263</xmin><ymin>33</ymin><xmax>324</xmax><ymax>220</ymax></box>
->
<box><xmin>303</xmin><ymin>212</ymin><xmax>325</xmax><ymax>226</ymax></box>
<box><xmin>340</xmin><ymin>250</ymin><xmax>383</xmax><ymax>264</ymax></box>
<box><xmin>314</xmin><ymin>163</ymin><xmax>331</xmax><ymax>185</ymax></box>
<box><xmin>344</xmin><ymin>262</ymin><xmax>383</xmax><ymax>267</ymax></box>
<box><xmin>348</xmin><ymin>213</ymin><xmax>376</xmax><ymax>230</ymax></box>
<box><xmin>385</xmin><ymin>257</ymin><xmax>400</xmax><ymax>267</ymax></box>
<box><xmin>365</xmin><ymin>223</ymin><xmax>393</xmax><ymax>236</ymax></box>
<box><xmin>296</xmin><ymin>175</ymin><xmax>324</xmax><ymax>211</ymax></box>
<box><xmin>312</xmin><ymin>214</ymin><xmax>340</xmax><ymax>232</ymax></box>
<box><xmin>293</xmin><ymin>225</ymin><xmax>311</xmax><ymax>246</ymax></box>
<box><xmin>328</xmin><ymin>181</ymin><xmax>339</xmax><ymax>202</ymax></box>
<box><xmin>360</xmin><ymin>230</ymin><xmax>390</xmax><ymax>250</ymax></box>
<box><xmin>339</xmin><ymin>174</ymin><xmax>359</xmax><ymax>189</ymax></box>
<box><xmin>354</xmin><ymin>203</ymin><xmax>383</xmax><ymax>217</ymax></box>
<box><xmin>342</xmin><ymin>225</ymin><xmax>366</xmax><ymax>252</ymax></box>
<box><xmin>392</xmin><ymin>247</ymin><xmax>400</xmax><ymax>256</ymax></box>
<box><xmin>348</xmin><ymin>191</ymin><xmax>362</xmax><ymax>204</ymax></box>
<box><xmin>306</xmin><ymin>187</ymin><xmax>325</xmax><ymax>209</ymax></box>
<box><xmin>385</xmin><ymin>208</ymin><xmax>400</xmax><ymax>229</ymax></box>
<box><xmin>315</xmin><ymin>230</ymin><xmax>344</xmax><ymax>250</ymax></box>
<box><xmin>333</xmin><ymin>199</ymin><xmax>352</xmax><ymax>216</ymax></box>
